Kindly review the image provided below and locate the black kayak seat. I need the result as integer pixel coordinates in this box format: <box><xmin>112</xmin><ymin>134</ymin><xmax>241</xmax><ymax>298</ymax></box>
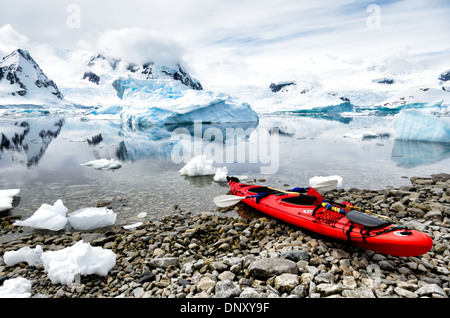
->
<box><xmin>346</xmin><ymin>210</ymin><xmax>390</xmax><ymax>228</ymax></box>
<box><xmin>246</xmin><ymin>187</ymin><xmax>273</xmax><ymax>194</ymax></box>
<box><xmin>280</xmin><ymin>195</ymin><xmax>316</xmax><ymax>206</ymax></box>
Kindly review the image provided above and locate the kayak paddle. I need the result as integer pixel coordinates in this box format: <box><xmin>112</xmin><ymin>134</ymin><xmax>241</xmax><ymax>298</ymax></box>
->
<box><xmin>213</xmin><ymin>194</ymin><xmax>260</xmax><ymax>207</ymax></box>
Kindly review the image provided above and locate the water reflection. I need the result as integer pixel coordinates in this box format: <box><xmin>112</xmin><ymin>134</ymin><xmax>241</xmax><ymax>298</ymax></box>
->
<box><xmin>0</xmin><ymin>116</ymin><xmax>259</xmax><ymax>168</ymax></box>
<box><xmin>0</xmin><ymin>117</ymin><xmax>64</xmax><ymax>167</ymax></box>
<box><xmin>391</xmin><ymin>140</ymin><xmax>450</xmax><ymax>168</ymax></box>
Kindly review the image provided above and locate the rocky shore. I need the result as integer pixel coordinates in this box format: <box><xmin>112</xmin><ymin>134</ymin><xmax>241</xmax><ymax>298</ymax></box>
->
<box><xmin>0</xmin><ymin>174</ymin><xmax>449</xmax><ymax>299</ymax></box>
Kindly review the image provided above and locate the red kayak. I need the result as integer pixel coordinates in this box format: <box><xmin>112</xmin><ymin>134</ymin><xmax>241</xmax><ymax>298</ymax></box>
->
<box><xmin>226</xmin><ymin>177</ymin><xmax>433</xmax><ymax>257</ymax></box>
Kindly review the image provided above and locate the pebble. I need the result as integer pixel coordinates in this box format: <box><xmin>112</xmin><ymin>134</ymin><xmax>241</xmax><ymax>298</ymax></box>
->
<box><xmin>0</xmin><ymin>174</ymin><xmax>449</xmax><ymax>298</ymax></box>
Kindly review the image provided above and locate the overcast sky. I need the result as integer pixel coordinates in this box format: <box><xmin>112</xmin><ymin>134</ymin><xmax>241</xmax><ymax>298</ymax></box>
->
<box><xmin>1</xmin><ymin>0</ymin><xmax>449</xmax><ymax>86</ymax></box>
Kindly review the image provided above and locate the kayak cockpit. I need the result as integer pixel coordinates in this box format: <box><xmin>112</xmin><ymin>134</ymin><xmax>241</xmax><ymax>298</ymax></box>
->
<box><xmin>280</xmin><ymin>195</ymin><xmax>316</xmax><ymax>206</ymax></box>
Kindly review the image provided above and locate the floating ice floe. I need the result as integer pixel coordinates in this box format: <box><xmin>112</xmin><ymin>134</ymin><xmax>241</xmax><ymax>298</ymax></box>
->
<box><xmin>394</xmin><ymin>109</ymin><xmax>450</xmax><ymax>142</ymax></box>
<box><xmin>179</xmin><ymin>155</ymin><xmax>217</xmax><ymax>176</ymax></box>
<box><xmin>0</xmin><ymin>277</ymin><xmax>32</xmax><ymax>298</ymax></box>
<box><xmin>309</xmin><ymin>175</ymin><xmax>343</xmax><ymax>189</ymax></box>
<box><xmin>68</xmin><ymin>207</ymin><xmax>117</xmax><ymax>231</ymax></box>
<box><xmin>83</xmin><ymin>158</ymin><xmax>122</xmax><ymax>170</ymax></box>
<box><xmin>3</xmin><ymin>245</ymin><xmax>43</xmax><ymax>267</ymax></box>
<box><xmin>179</xmin><ymin>155</ymin><xmax>232</xmax><ymax>182</ymax></box>
<box><xmin>0</xmin><ymin>189</ymin><xmax>20</xmax><ymax>212</ymax></box>
<box><xmin>14</xmin><ymin>199</ymin><xmax>68</xmax><ymax>231</ymax></box>
<box><xmin>40</xmin><ymin>240</ymin><xmax>116</xmax><ymax>285</ymax></box>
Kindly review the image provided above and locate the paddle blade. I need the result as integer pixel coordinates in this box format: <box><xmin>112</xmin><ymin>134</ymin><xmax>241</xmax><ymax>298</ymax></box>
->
<box><xmin>311</xmin><ymin>179</ymin><xmax>339</xmax><ymax>194</ymax></box>
<box><xmin>213</xmin><ymin>195</ymin><xmax>246</xmax><ymax>207</ymax></box>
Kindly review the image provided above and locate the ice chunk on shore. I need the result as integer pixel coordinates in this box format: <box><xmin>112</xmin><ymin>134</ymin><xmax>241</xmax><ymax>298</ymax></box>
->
<box><xmin>0</xmin><ymin>189</ymin><xmax>20</xmax><ymax>212</ymax></box>
<box><xmin>40</xmin><ymin>240</ymin><xmax>116</xmax><ymax>285</ymax></box>
<box><xmin>0</xmin><ymin>277</ymin><xmax>32</xmax><ymax>298</ymax></box>
<box><xmin>394</xmin><ymin>109</ymin><xmax>450</xmax><ymax>142</ymax></box>
<box><xmin>3</xmin><ymin>245</ymin><xmax>43</xmax><ymax>267</ymax></box>
<box><xmin>83</xmin><ymin>158</ymin><xmax>122</xmax><ymax>170</ymax></box>
<box><xmin>123</xmin><ymin>222</ymin><xmax>143</xmax><ymax>230</ymax></box>
<box><xmin>309</xmin><ymin>175</ymin><xmax>343</xmax><ymax>189</ymax></box>
<box><xmin>179</xmin><ymin>155</ymin><xmax>217</xmax><ymax>176</ymax></box>
<box><xmin>68</xmin><ymin>207</ymin><xmax>116</xmax><ymax>230</ymax></box>
<box><xmin>14</xmin><ymin>199</ymin><xmax>68</xmax><ymax>231</ymax></box>
<box><xmin>214</xmin><ymin>167</ymin><xmax>229</xmax><ymax>182</ymax></box>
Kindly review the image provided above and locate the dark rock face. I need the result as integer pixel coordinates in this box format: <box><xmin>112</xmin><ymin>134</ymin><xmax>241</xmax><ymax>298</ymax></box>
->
<box><xmin>82</xmin><ymin>71</ymin><xmax>100</xmax><ymax>85</ymax></box>
<box><xmin>438</xmin><ymin>70</ymin><xmax>450</xmax><ymax>82</ymax></box>
<box><xmin>169</xmin><ymin>65</ymin><xmax>203</xmax><ymax>90</ymax></box>
<box><xmin>269</xmin><ymin>81</ymin><xmax>296</xmax><ymax>92</ymax></box>
<box><xmin>373</xmin><ymin>77</ymin><xmax>395</xmax><ymax>84</ymax></box>
<box><xmin>85</xmin><ymin>53</ymin><xmax>203</xmax><ymax>90</ymax></box>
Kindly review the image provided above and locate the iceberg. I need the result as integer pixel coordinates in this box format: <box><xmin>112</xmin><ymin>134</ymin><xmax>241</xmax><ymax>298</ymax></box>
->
<box><xmin>309</xmin><ymin>175</ymin><xmax>343</xmax><ymax>189</ymax></box>
<box><xmin>82</xmin><ymin>158</ymin><xmax>122</xmax><ymax>170</ymax></box>
<box><xmin>40</xmin><ymin>240</ymin><xmax>116</xmax><ymax>285</ymax></box>
<box><xmin>394</xmin><ymin>109</ymin><xmax>450</xmax><ymax>142</ymax></box>
<box><xmin>0</xmin><ymin>189</ymin><xmax>20</xmax><ymax>212</ymax></box>
<box><xmin>67</xmin><ymin>207</ymin><xmax>117</xmax><ymax>230</ymax></box>
<box><xmin>114</xmin><ymin>78</ymin><xmax>259</xmax><ymax>127</ymax></box>
<box><xmin>14</xmin><ymin>199</ymin><xmax>68</xmax><ymax>231</ymax></box>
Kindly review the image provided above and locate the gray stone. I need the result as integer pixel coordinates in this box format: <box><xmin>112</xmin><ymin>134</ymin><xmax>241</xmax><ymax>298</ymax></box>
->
<box><xmin>316</xmin><ymin>283</ymin><xmax>344</xmax><ymax>296</ymax></box>
<box><xmin>196</xmin><ymin>276</ymin><xmax>216</xmax><ymax>293</ymax></box>
<box><xmin>342</xmin><ymin>286</ymin><xmax>376</xmax><ymax>298</ymax></box>
<box><xmin>150</xmin><ymin>257</ymin><xmax>179</xmax><ymax>268</ymax></box>
<box><xmin>394</xmin><ymin>287</ymin><xmax>418</xmax><ymax>298</ymax></box>
<box><xmin>415</xmin><ymin>284</ymin><xmax>448</xmax><ymax>298</ymax></box>
<box><xmin>281</xmin><ymin>250</ymin><xmax>310</xmax><ymax>262</ymax></box>
<box><xmin>248</xmin><ymin>258</ymin><xmax>298</xmax><ymax>279</ymax></box>
<box><xmin>214</xmin><ymin>280</ymin><xmax>241</xmax><ymax>298</ymax></box>
<box><xmin>239</xmin><ymin>287</ymin><xmax>261</xmax><ymax>298</ymax></box>
<box><xmin>291</xmin><ymin>284</ymin><xmax>307</xmax><ymax>298</ymax></box>
<box><xmin>274</xmin><ymin>273</ymin><xmax>300</xmax><ymax>293</ymax></box>
<box><xmin>314</xmin><ymin>271</ymin><xmax>335</xmax><ymax>284</ymax></box>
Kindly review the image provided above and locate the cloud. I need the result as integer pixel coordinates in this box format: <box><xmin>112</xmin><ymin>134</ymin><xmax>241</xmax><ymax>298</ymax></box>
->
<box><xmin>0</xmin><ymin>24</ymin><xmax>30</xmax><ymax>55</ymax></box>
<box><xmin>95</xmin><ymin>27</ymin><xmax>186</xmax><ymax>67</ymax></box>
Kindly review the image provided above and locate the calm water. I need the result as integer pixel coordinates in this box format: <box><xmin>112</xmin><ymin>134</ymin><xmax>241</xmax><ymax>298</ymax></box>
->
<box><xmin>1</xmin><ymin>113</ymin><xmax>449</xmax><ymax>226</ymax></box>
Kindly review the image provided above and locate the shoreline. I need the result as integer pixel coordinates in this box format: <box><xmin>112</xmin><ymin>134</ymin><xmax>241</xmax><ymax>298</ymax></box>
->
<box><xmin>0</xmin><ymin>174</ymin><xmax>449</xmax><ymax>298</ymax></box>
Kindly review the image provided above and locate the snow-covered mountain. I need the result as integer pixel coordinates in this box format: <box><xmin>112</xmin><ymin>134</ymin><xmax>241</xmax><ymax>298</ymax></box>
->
<box><xmin>0</xmin><ymin>49</ymin><xmax>64</xmax><ymax>104</ymax></box>
<box><xmin>83</xmin><ymin>53</ymin><xmax>203</xmax><ymax>90</ymax></box>
<box><xmin>0</xmin><ymin>48</ymin><xmax>259</xmax><ymax>126</ymax></box>
<box><xmin>215</xmin><ymin>62</ymin><xmax>450</xmax><ymax>116</ymax></box>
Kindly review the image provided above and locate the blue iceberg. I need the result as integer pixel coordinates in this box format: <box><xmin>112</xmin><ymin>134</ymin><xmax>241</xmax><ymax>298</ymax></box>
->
<box><xmin>393</xmin><ymin>109</ymin><xmax>450</xmax><ymax>143</ymax></box>
<box><xmin>106</xmin><ymin>77</ymin><xmax>259</xmax><ymax>127</ymax></box>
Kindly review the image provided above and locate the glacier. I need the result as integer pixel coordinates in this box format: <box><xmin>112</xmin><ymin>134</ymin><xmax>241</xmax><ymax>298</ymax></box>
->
<box><xmin>394</xmin><ymin>109</ymin><xmax>450</xmax><ymax>142</ymax></box>
<box><xmin>111</xmin><ymin>77</ymin><xmax>259</xmax><ymax>127</ymax></box>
